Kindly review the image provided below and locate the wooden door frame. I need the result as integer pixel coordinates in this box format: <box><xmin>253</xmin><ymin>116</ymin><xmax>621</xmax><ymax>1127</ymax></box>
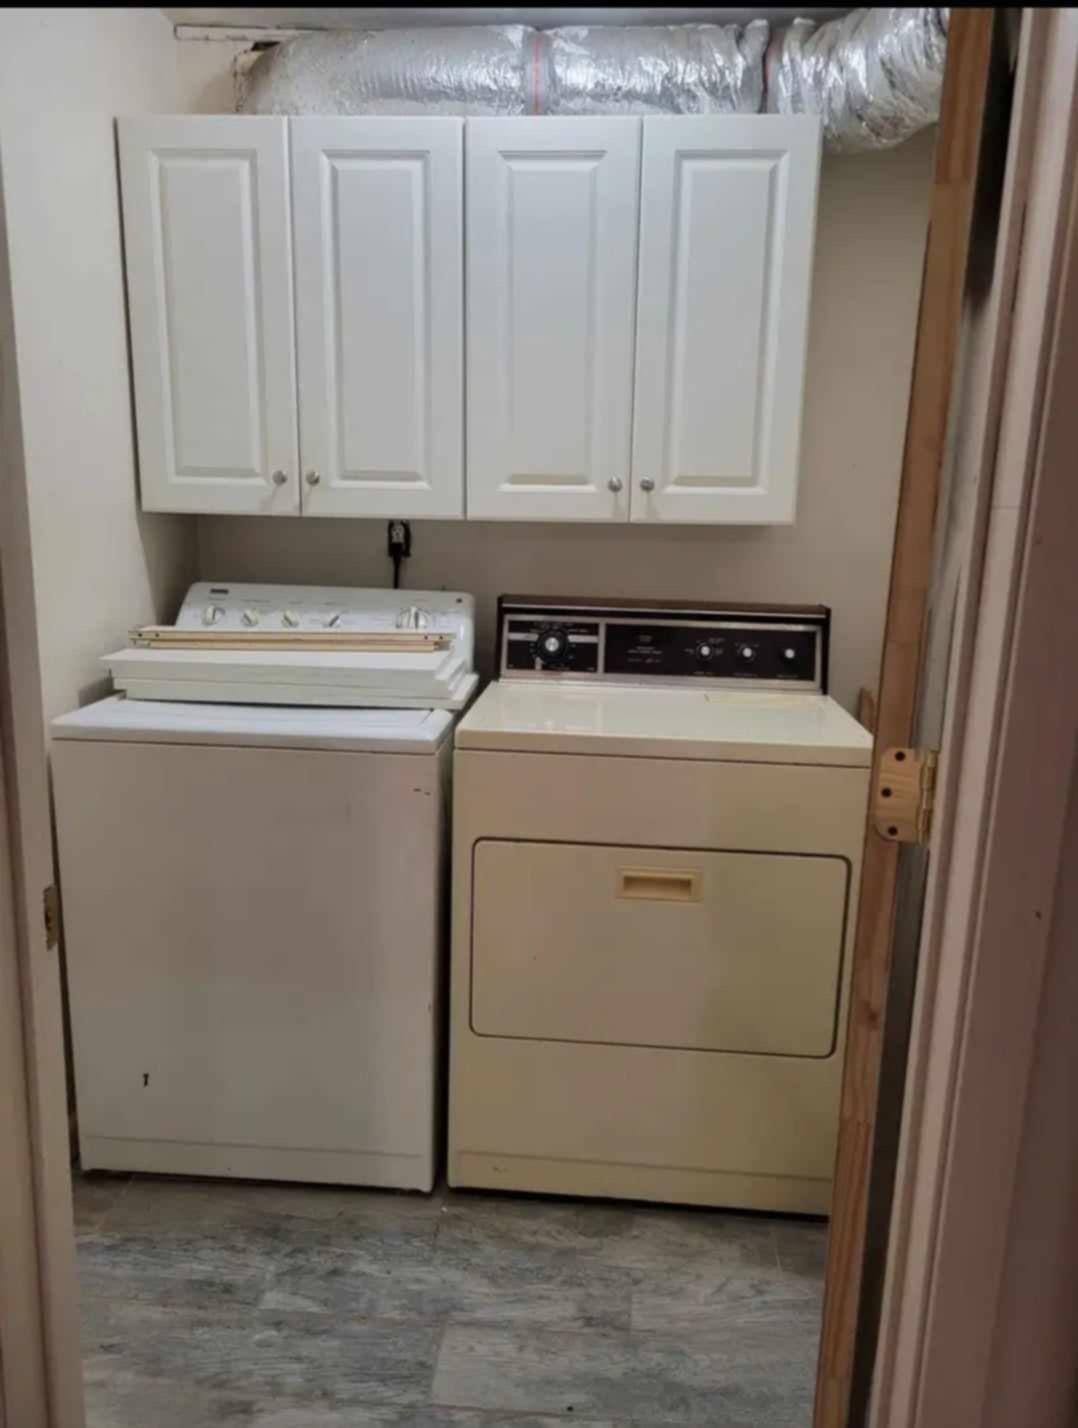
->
<box><xmin>0</xmin><ymin>608</ymin><xmax>50</xmax><ymax>1428</ymax></box>
<box><xmin>814</xmin><ymin>12</ymin><xmax>999</xmax><ymax>1421</ymax></box>
<box><xmin>869</xmin><ymin>8</ymin><xmax>1078</xmax><ymax>1422</ymax></box>
<box><xmin>0</xmin><ymin>140</ymin><xmax>85</xmax><ymax>1428</ymax></box>
<box><xmin>817</xmin><ymin>8</ymin><xmax>1078</xmax><ymax>1426</ymax></box>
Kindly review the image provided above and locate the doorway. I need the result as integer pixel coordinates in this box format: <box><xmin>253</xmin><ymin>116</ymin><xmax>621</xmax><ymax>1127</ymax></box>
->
<box><xmin>3</xmin><ymin>9</ymin><xmax>1062</xmax><ymax>1428</ymax></box>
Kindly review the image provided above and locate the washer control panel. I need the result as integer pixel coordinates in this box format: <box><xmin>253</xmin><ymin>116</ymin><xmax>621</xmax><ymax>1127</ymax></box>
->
<box><xmin>499</xmin><ymin>598</ymin><xmax>828</xmax><ymax>692</ymax></box>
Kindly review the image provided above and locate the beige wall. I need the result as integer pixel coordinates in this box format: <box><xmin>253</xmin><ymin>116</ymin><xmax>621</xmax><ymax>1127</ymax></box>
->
<box><xmin>0</xmin><ymin>9</ymin><xmax>197</xmax><ymax>725</ymax></box>
<box><xmin>177</xmin><ymin>34</ymin><xmax>251</xmax><ymax>113</ymax></box>
<box><xmin>197</xmin><ymin>127</ymin><xmax>935</xmax><ymax>708</ymax></box>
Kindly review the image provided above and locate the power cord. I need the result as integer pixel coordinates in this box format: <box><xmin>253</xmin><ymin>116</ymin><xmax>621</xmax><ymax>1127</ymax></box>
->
<box><xmin>387</xmin><ymin>519</ymin><xmax>412</xmax><ymax>589</ymax></box>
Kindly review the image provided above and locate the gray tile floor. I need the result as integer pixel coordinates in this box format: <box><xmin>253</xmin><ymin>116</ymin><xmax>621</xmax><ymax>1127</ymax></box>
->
<box><xmin>75</xmin><ymin>1173</ymin><xmax>826</xmax><ymax>1428</ymax></box>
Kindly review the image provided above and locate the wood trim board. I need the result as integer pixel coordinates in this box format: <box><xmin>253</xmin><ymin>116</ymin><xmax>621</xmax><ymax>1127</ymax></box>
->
<box><xmin>0</xmin><ymin>623</ymin><xmax>50</xmax><ymax>1428</ymax></box>
<box><xmin>869</xmin><ymin>10</ymin><xmax>1078</xmax><ymax>1423</ymax></box>
<box><xmin>813</xmin><ymin>11</ymin><xmax>998</xmax><ymax>1427</ymax></box>
<box><xmin>0</xmin><ymin>138</ymin><xmax>85</xmax><ymax>1428</ymax></box>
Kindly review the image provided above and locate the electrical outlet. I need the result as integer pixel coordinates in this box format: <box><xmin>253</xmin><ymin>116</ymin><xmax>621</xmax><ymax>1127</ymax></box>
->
<box><xmin>387</xmin><ymin>519</ymin><xmax>412</xmax><ymax>559</ymax></box>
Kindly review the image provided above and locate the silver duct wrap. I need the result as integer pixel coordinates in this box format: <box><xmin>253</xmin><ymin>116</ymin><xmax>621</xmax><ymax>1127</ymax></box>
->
<box><xmin>545</xmin><ymin>22</ymin><xmax>768</xmax><ymax>116</ymax></box>
<box><xmin>236</xmin><ymin>12</ymin><xmax>948</xmax><ymax>151</ymax></box>
<box><xmin>238</xmin><ymin>21</ymin><xmax>767</xmax><ymax>118</ymax></box>
<box><xmin>237</xmin><ymin>25</ymin><xmax>540</xmax><ymax>116</ymax></box>
<box><xmin>769</xmin><ymin>8</ymin><xmax>950</xmax><ymax>153</ymax></box>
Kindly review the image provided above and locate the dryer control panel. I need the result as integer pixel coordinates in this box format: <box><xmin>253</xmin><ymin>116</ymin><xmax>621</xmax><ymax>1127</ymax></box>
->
<box><xmin>498</xmin><ymin>597</ymin><xmax>829</xmax><ymax>693</ymax></box>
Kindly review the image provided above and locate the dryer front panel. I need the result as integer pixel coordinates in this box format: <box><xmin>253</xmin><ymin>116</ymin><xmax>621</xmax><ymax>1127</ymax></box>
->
<box><xmin>471</xmin><ymin>839</ymin><xmax>848</xmax><ymax>1057</ymax></box>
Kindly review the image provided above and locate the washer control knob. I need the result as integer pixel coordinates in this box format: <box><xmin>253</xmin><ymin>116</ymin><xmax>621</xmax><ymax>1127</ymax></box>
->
<box><xmin>737</xmin><ymin>642</ymin><xmax>757</xmax><ymax>664</ymax></box>
<box><xmin>783</xmin><ymin>646</ymin><xmax>798</xmax><ymax>662</ymax></box>
<box><xmin>695</xmin><ymin>640</ymin><xmax>717</xmax><ymax>664</ymax></box>
<box><xmin>202</xmin><ymin>604</ymin><xmax>224</xmax><ymax>626</ymax></box>
<box><xmin>535</xmin><ymin>625</ymin><xmax>570</xmax><ymax>666</ymax></box>
<box><xmin>397</xmin><ymin>605</ymin><xmax>431</xmax><ymax>630</ymax></box>
<box><xmin>241</xmin><ymin>609</ymin><xmax>260</xmax><ymax>627</ymax></box>
<box><xmin>282</xmin><ymin>610</ymin><xmax>300</xmax><ymax>628</ymax></box>
<box><xmin>324</xmin><ymin>612</ymin><xmax>342</xmax><ymax>628</ymax></box>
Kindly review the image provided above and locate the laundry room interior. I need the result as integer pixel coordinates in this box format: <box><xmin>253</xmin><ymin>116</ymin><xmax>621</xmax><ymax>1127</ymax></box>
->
<box><xmin>0</xmin><ymin>6</ymin><xmax>967</xmax><ymax>1427</ymax></box>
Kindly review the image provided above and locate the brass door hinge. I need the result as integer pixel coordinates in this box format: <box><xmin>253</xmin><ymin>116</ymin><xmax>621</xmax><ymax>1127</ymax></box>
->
<box><xmin>873</xmin><ymin>747</ymin><xmax>939</xmax><ymax>846</ymax></box>
<box><xmin>43</xmin><ymin>884</ymin><xmax>60</xmax><ymax>949</ymax></box>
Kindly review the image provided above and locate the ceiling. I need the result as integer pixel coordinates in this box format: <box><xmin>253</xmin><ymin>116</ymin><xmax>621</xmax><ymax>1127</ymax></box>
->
<box><xmin>166</xmin><ymin>7</ymin><xmax>849</xmax><ymax>33</ymax></box>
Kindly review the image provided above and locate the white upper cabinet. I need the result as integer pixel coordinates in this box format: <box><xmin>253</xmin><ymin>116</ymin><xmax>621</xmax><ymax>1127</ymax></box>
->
<box><xmin>291</xmin><ymin>118</ymin><xmax>464</xmax><ymax>518</ymax></box>
<box><xmin>118</xmin><ymin>117</ymin><xmax>299</xmax><ymax>515</ymax></box>
<box><xmin>631</xmin><ymin>117</ymin><xmax>821</xmax><ymax>524</ymax></box>
<box><xmin>465</xmin><ymin>118</ymin><xmax>641</xmax><ymax>521</ymax></box>
<box><xmin>119</xmin><ymin>114</ymin><xmax>821</xmax><ymax>524</ymax></box>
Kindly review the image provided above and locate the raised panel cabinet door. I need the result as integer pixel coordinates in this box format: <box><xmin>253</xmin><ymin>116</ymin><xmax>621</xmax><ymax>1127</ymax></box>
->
<box><xmin>466</xmin><ymin>117</ymin><xmax>641</xmax><ymax>521</ymax></box>
<box><xmin>117</xmin><ymin>117</ymin><xmax>299</xmax><ymax>515</ymax></box>
<box><xmin>291</xmin><ymin>117</ymin><xmax>464</xmax><ymax>518</ymax></box>
<box><xmin>631</xmin><ymin>116</ymin><xmax>822</xmax><ymax>524</ymax></box>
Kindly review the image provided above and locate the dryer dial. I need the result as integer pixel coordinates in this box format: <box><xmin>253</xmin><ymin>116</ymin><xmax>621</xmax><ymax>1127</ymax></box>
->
<box><xmin>535</xmin><ymin>625</ymin><xmax>570</xmax><ymax>667</ymax></box>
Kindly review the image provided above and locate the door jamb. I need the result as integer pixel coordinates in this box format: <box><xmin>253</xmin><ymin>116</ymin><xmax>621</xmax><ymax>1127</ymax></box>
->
<box><xmin>0</xmin><ymin>619</ymin><xmax>50</xmax><ymax>1428</ymax></box>
<box><xmin>869</xmin><ymin>8</ymin><xmax>1078</xmax><ymax>1421</ymax></box>
<box><xmin>813</xmin><ymin>12</ymin><xmax>998</xmax><ymax>1425</ymax></box>
<box><xmin>0</xmin><ymin>141</ymin><xmax>85</xmax><ymax>1428</ymax></box>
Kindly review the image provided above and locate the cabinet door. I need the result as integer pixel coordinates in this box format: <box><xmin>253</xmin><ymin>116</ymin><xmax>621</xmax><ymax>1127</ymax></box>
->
<box><xmin>291</xmin><ymin>118</ymin><xmax>464</xmax><ymax>518</ymax></box>
<box><xmin>466</xmin><ymin>118</ymin><xmax>640</xmax><ymax>521</ymax></box>
<box><xmin>118</xmin><ymin>117</ymin><xmax>299</xmax><ymax>515</ymax></box>
<box><xmin>631</xmin><ymin>116</ymin><xmax>821</xmax><ymax>525</ymax></box>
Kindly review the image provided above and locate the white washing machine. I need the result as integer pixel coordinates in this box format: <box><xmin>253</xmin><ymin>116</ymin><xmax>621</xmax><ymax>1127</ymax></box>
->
<box><xmin>448</xmin><ymin>595</ymin><xmax>873</xmax><ymax>1214</ymax></box>
<box><xmin>52</xmin><ymin>583</ymin><xmax>476</xmax><ymax>1192</ymax></box>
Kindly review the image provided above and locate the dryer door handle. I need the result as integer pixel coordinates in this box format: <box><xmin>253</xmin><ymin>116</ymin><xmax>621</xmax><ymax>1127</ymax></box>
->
<box><xmin>617</xmin><ymin>868</ymin><xmax>701</xmax><ymax>903</ymax></box>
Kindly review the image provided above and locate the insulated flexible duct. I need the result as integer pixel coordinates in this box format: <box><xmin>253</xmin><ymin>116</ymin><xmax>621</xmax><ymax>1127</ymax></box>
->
<box><xmin>236</xmin><ymin>21</ymin><xmax>768</xmax><ymax>119</ymax></box>
<box><xmin>544</xmin><ymin>22</ymin><xmax>768</xmax><ymax>116</ymax></box>
<box><xmin>237</xmin><ymin>10</ymin><xmax>948</xmax><ymax>152</ymax></box>
<box><xmin>235</xmin><ymin>25</ymin><xmax>540</xmax><ymax>116</ymax></box>
<box><xmin>768</xmin><ymin>8</ymin><xmax>950</xmax><ymax>152</ymax></box>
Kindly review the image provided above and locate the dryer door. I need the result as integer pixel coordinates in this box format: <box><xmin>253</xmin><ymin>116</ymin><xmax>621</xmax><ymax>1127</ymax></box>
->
<box><xmin>471</xmin><ymin>839</ymin><xmax>849</xmax><ymax>1057</ymax></box>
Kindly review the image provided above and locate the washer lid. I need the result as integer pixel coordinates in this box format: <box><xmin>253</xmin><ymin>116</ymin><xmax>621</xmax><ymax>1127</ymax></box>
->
<box><xmin>52</xmin><ymin>696</ymin><xmax>454</xmax><ymax>753</ymax></box>
<box><xmin>454</xmin><ymin>682</ymin><xmax>873</xmax><ymax>766</ymax></box>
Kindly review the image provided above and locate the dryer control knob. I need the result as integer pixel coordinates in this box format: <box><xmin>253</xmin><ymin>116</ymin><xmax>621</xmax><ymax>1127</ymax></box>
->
<box><xmin>241</xmin><ymin>609</ymin><xmax>260</xmax><ymax>627</ymax></box>
<box><xmin>535</xmin><ymin>625</ymin><xmax>570</xmax><ymax>667</ymax></box>
<box><xmin>282</xmin><ymin>610</ymin><xmax>300</xmax><ymax>628</ymax></box>
<box><xmin>694</xmin><ymin>640</ymin><xmax>717</xmax><ymax>664</ymax></box>
<box><xmin>202</xmin><ymin>604</ymin><xmax>224</xmax><ymax>627</ymax></box>
<box><xmin>324</xmin><ymin>612</ymin><xmax>342</xmax><ymax>628</ymax></box>
<box><xmin>737</xmin><ymin>643</ymin><xmax>757</xmax><ymax>663</ymax></box>
<box><xmin>397</xmin><ymin>605</ymin><xmax>431</xmax><ymax>630</ymax></box>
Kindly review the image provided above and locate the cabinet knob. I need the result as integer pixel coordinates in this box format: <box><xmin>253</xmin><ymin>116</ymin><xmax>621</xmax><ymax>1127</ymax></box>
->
<box><xmin>607</xmin><ymin>477</ymin><xmax>624</xmax><ymax>493</ymax></box>
<box><xmin>271</xmin><ymin>470</ymin><xmax>287</xmax><ymax>487</ymax></box>
<box><xmin>305</xmin><ymin>470</ymin><xmax>321</xmax><ymax>487</ymax></box>
<box><xmin>640</xmin><ymin>477</ymin><xmax>656</xmax><ymax>493</ymax></box>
